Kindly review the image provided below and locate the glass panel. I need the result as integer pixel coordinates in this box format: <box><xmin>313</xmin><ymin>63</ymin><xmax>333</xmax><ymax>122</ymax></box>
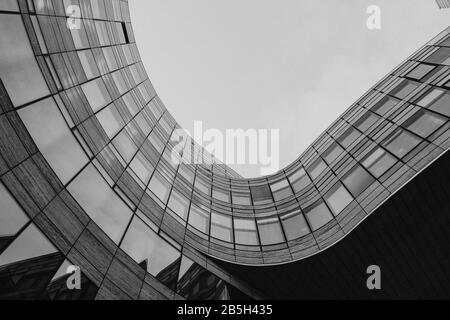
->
<box><xmin>212</xmin><ymin>187</ymin><xmax>230</xmax><ymax>202</ymax></box>
<box><xmin>324</xmin><ymin>183</ymin><xmax>353</xmax><ymax>216</ymax></box>
<box><xmin>0</xmin><ymin>14</ymin><xmax>49</xmax><ymax>106</ymax></box>
<box><xmin>0</xmin><ymin>223</ymin><xmax>57</xmax><ymax>268</ymax></box>
<box><xmin>70</xmin><ymin>19</ymin><xmax>89</xmax><ymax>49</ymax></box>
<box><xmin>427</xmin><ymin>91</ymin><xmax>450</xmax><ymax>117</ymax></box>
<box><xmin>96</xmin><ymin>103</ymin><xmax>123</xmax><ymax>138</ymax></box>
<box><xmin>257</xmin><ymin>218</ymin><xmax>284</xmax><ymax>245</ymax></box>
<box><xmin>389</xmin><ymin>80</ymin><xmax>419</xmax><ymax>99</ymax></box>
<box><xmin>78</xmin><ymin>50</ymin><xmax>100</xmax><ymax>79</ymax></box>
<box><xmin>288</xmin><ymin>168</ymin><xmax>311</xmax><ymax>193</ymax></box>
<box><xmin>68</xmin><ymin>165</ymin><xmax>133</xmax><ymax>244</ymax></box>
<box><xmin>338</xmin><ymin>127</ymin><xmax>361</xmax><ymax>149</ymax></box>
<box><xmin>270</xmin><ymin>179</ymin><xmax>293</xmax><ymax>201</ymax></box>
<box><xmin>281</xmin><ymin>210</ymin><xmax>309</xmax><ymax>241</ymax></box>
<box><xmin>231</xmin><ymin>192</ymin><xmax>251</xmax><ymax>205</ymax></box>
<box><xmin>425</xmin><ymin>47</ymin><xmax>450</xmax><ymax>65</ymax></box>
<box><xmin>188</xmin><ymin>205</ymin><xmax>210</xmax><ymax>233</ymax></box>
<box><xmin>406</xmin><ymin>64</ymin><xmax>435</xmax><ymax>80</ymax></box>
<box><xmin>416</xmin><ymin>88</ymin><xmax>445</xmax><ymax>108</ymax></box>
<box><xmin>250</xmin><ymin>185</ymin><xmax>272</xmax><ymax>205</ymax></box>
<box><xmin>167</xmin><ymin>189</ymin><xmax>189</xmax><ymax>221</ymax></box>
<box><xmin>403</xmin><ymin>110</ymin><xmax>446</xmax><ymax>138</ymax></box>
<box><xmin>382</xmin><ymin>128</ymin><xmax>421</xmax><ymax>159</ymax></box>
<box><xmin>210</xmin><ymin>212</ymin><xmax>233</xmax><ymax>242</ymax></box>
<box><xmin>362</xmin><ymin>147</ymin><xmax>397</xmax><ymax>178</ymax></box>
<box><xmin>304</xmin><ymin>201</ymin><xmax>333</xmax><ymax>231</ymax></box>
<box><xmin>81</xmin><ymin>78</ymin><xmax>110</xmax><ymax>112</ymax></box>
<box><xmin>148</xmin><ymin>172</ymin><xmax>170</xmax><ymax>204</ymax></box>
<box><xmin>342</xmin><ymin>164</ymin><xmax>375</xmax><ymax>197</ymax></box>
<box><xmin>323</xmin><ymin>142</ymin><xmax>344</xmax><ymax>164</ymax></box>
<box><xmin>354</xmin><ymin>112</ymin><xmax>380</xmax><ymax>132</ymax></box>
<box><xmin>307</xmin><ymin>158</ymin><xmax>327</xmax><ymax>179</ymax></box>
<box><xmin>18</xmin><ymin>98</ymin><xmax>88</xmax><ymax>184</ymax></box>
<box><xmin>0</xmin><ymin>182</ymin><xmax>29</xmax><ymax>252</ymax></box>
<box><xmin>370</xmin><ymin>96</ymin><xmax>400</xmax><ymax>116</ymax></box>
<box><xmin>129</xmin><ymin>152</ymin><xmax>153</xmax><ymax>185</ymax></box>
<box><xmin>234</xmin><ymin>218</ymin><xmax>258</xmax><ymax>245</ymax></box>
<box><xmin>120</xmin><ymin>216</ymin><xmax>181</xmax><ymax>289</ymax></box>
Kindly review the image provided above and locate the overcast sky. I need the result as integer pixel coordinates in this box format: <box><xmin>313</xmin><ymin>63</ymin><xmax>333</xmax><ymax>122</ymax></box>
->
<box><xmin>129</xmin><ymin>0</ymin><xmax>450</xmax><ymax>177</ymax></box>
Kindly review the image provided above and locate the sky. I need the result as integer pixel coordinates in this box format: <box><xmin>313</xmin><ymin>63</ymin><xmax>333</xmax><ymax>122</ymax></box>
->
<box><xmin>129</xmin><ymin>0</ymin><xmax>450</xmax><ymax>178</ymax></box>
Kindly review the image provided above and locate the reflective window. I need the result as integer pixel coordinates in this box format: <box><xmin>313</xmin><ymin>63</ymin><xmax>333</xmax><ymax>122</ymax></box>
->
<box><xmin>324</xmin><ymin>183</ymin><xmax>353</xmax><ymax>216</ymax></box>
<box><xmin>129</xmin><ymin>152</ymin><xmax>154</xmax><ymax>185</ymax></box>
<box><xmin>371</xmin><ymin>96</ymin><xmax>400</xmax><ymax>116</ymax></box>
<box><xmin>188</xmin><ymin>205</ymin><xmax>210</xmax><ymax>233</ymax></box>
<box><xmin>288</xmin><ymin>168</ymin><xmax>311</xmax><ymax>193</ymax></box>
<box><xmin>210</xmin><ymin>212</ymin><xmax>233</xmax><ymax>242</ymax></box>
<box><xmin>113</xmin><ymin>130</ymin><xmax>138</xmax><ymax>163</ymax></box>
<box><xmin>18</xmin><ymin>98</ymin><xmax>88</xmax><ymax>184</ymax></box>
<box><xmin>0</xmin><ymin>223</ymin><xmax>57</xmax><ymax>268</ymax></box>
<box><xmin>96</xmin><ymin>103</ymin><xmax>123</xmax><ymax>138</ymax></box>
<box><xmin>70</xmin><ymin>19</ymin><xmax>89</xmax><ymax>49</ymax></box>
<box><xmin>304</xmin><ymin>201</ymin><xmax>333</xmax><ymax>231</ymax></box>
<box><xmin>0</xmin><ymin>14</ymin><xmax>49</xmax><ymax>106</ymax></box>
<box><xmin>323</xmin><ymin>142</ymin><xmax>344</xmax><ymax>164</ymax></box>
<box><xmin>342</xmin><ymin>164</ymin><xmax>375</xmax><ymax>197</ymax></box>
<box><xmin>281</xmin><ymin>210</ymin><xmax>309</xmax><ymax>241</ymax></box>
<box><xmin>406</xmin><ymin>64</ymin><xmax>435</xmax><ymax>80</ymax></box>
<box><xmin>354</xmin><ymin>112</ymin><xmax>380</xmax><ymax>132</ymax></box>
<box><xmin>120</xmin><ymin>216</ymin><xmax>181</xmax><ymax>289</ymax></box>
<box><xmin>426</xmin><ymin>91</ymin><xmax>450</xmax><ymax>118</ymax></box>
<box><xmin>78</xmin><ymin>50</ymin><xmax>100</xmax><ymax>79</ymax></box>
<box><xmin>362</xmin><ymin>147</ymin><xmax>397</xmax><ymax>178</ymax></box>
<box><xmin>338</xmin><ymin>127</ymin><xmax>361</xmax><ymax>149</ymax></box>
<box><xmin>382</xmin><ymin>128</ymin><xmax>421</xmax><ymax>159</ymax></box>
<box><xmin>270</xmin><ymin>179</ymin><xmax>293</xmax><ymax>202</ymax></box>
<box><xmin>389</xmin><ymin>80</ymin><xmax>419</xmax><ymax>99</ymax></box>
<box><xmin>232</xmin><ymin>191</ymin><xmax>251</xmax><ymax>205</ymax></box>
<box><xmin>307</xmin><ymin>158</ymin><xmax>327</xmax><ymax>180</ymax></box>
<box><xmin>0</xmin><ymin>182</ymin><xmax>29</xmax><ymax>252</ymax></box>
<box><xmin>234</xmin><ymin>218</ymin><xmax>259</xmax><ymax>246</ymax></box>
<box><xmin>250</xmin><ymin>185</ymin><xmax>272</xmax><ymax>205</ymax></box>
<box><xmin>148</xmin><ymin>172</ymin><xmax>170</xmax><ymax>204</ymax></box>
<box><xmin>403</xmin><ymin>110</ymin><xmax>446</xmax><ymax>138</ymax></box>
<box><xmin>81</xmin><ymin>78</ymin><xmax>110</xmax><ymax>112</ymax></box>
<box><xmin>257</xmin><ymin>217</ymin><xmax>284</xmax><ymax>245</ymax></box>
<box><xmin>167</xmin><ymin>189</ymin><xmax>190</xmax><ymax>221</ymax></box>
<box><xmin>416</xmin><ymin>88</ymin><xmax>445</xmax><ymax>108</ymax></box>
<box><xmin>425</xmin><ymin>47</ymin><xmax>450</xmax><ymax>65</ymax></box>
<box><xmin>68</xmin><ymin>165</ymin><xmax>133</xmax><ymax>244</ymax></box>
<box><xmin>91</xmin><ymin>0</ymin><xmax>107</xmax><ymax>19</ymax></box>
<box><xmin>212</xmin><ymin>187</ymin><xmax>230</xmax><ymax>202</ymax></box>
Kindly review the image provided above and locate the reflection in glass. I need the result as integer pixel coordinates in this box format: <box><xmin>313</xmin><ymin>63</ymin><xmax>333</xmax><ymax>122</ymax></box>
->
<box><xmin>68</xmin><ymin>165</ymin><xmax>133</xmax><ymax>244</ymax></box>
<box><xmin>403</xmin><ymin>110</ymin><xmax>446</xmax><ymax>138</ymax></box>
<box><xmin>324</xmin><ymin>183</ymin><xmax>353</xmax><ymax>216</ymax></box>
<box><xmin>281</xmin><ymin>210</ymin><xmax>310</xmax><ymax>241</ymax></box>
<box><xmin>257</xmin><ymin>217</ymin><xmax>284</xmax><ymax>245</ymax></box>
<box><xmin>362</xmin><ymin>147</ymin><xmax>397</xmax><ymax>178</ymax></box>
<box><xmin>304</xmin><ymin>201</ymin><xmax>333</xmax><ymax>231</ymax></box>
<box><xmin>382</xmin><ymin>128</ymin><xmax>421</xmax><ymax>159</ymax></box>
<box><xmin>342</xmin><ymin>165</ymin><xmax>375</xmax><ymax>197</ymax></box>
<box><xmin>234</xmin><ymin>218</ymin><xmax>259</xmax><ymax>245</ymax></box>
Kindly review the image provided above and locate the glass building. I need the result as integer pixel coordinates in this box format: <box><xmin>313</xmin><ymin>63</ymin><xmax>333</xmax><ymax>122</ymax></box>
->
<box><xmin>0</xmin><ymin>1</ymin><xmax>449</xmax><ymax>299</ymax></box>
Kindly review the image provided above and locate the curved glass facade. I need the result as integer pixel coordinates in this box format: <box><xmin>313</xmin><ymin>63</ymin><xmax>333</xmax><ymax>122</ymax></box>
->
<box><xmin>0</xmin><ymin>0</ymin><xmax>449</xmax><ymax>299</ymax></box>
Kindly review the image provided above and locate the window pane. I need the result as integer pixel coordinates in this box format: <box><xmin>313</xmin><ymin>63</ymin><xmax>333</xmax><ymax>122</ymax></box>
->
<box><xmin>257</xmin><ymin>218</ymin><xmax>284</xmax><ymax>245</ymax></box>
<box><xmin>68</xmin><ymin>165</ymin><xmax>133</xmax><ymax>243</ymax></box>
<box><xmin>289</xmin><ymin>168</ymin><xmax>310</xmax><ymax>192</ymax></box>
<box><xmin>424</xmin><ymin>47</ymin><xmax>450</xmax><ymax>65</ymax></box>
<box><xmin>323</xmin><ymin>142</ymin><xmax>344</xmax><ymax>164</ymax></box>
<box><xmin>324</xmin><ymin>183</ymin><xmax>353</xmax><ymax>216</ymax></box>
<box><xmin>416</xmin><ymin>88</ymin><xmax>445</xmax><ymax>108</ymax></box>
<box><xmin>234</xmin><ymin>218</ymin><xmax>258</xmax><ymax>245</ymax></box>
<box><xmin>97</xmin><ymin>103</ymin><xmax>123</xmax><ymax>138</ymax></box>
<box><xmin>18</xmin><ymin>98</ymin><xmax>88</xmax><ymax>184</ymax></box>
<box><xmin>403</xmin><ymin>110</ymin><xmax>446</xmax><ymax>138</ymax></box>
<box><xmin>250</xmin><ymin>184</ymin><xmax>272</xmax><ymax>205</ymax></box>
<box><xmin>0</xmin><ymin>182</ymin><xmax>29</xmax><ymax>245</ymax></box>
<box><xmin>362</xmin><ymin>147</ymin><xmax>397</xmax><ymax>178</ymax></box>
<box><xmin>270</xmin><ymin>179</ymin><xmax>293</xmax><ymax>201</ymax></box>
<box><xmin>0</xmin><ymin>223</ymin><xmax>56</xmax><ymax>268</ymax></box>
<box><xmin>78</xmin><ymin>50</ymin><xmax>100</xmax><ymax>79</ymax></box>
<box><xmin>389</xmin><ymin>80</ymin><xmax>419</xmax><ymax>99</ymax></box>
<box><xmin>212</xmin><ymin>187</ymin><xmax>230</xmax><ymax>202</ymax></box>
<box><xmin>120</xmin><ymin>216</ymin><xmax>180</xmax><ymax>289</ymax></box>
<box><xmin>232</xmin><ymin>192</ymin><xmax>251</xmax><ymax>205</ymax></box>
<box><xmin>188</xmin><ymin>205</ymin><xmax>209</xmax><ymax>233</ymax></box>
<box><xmin>338</xmin><ymin>127</ymin><xmax>361</xmax><ymax>149</ymax></box>
<box><xmin>281</xmin><ymin>210</ymin><xmax>309</xmax><ymax>241</ymax></box>
<box><xmin>129</xmin><ymin>152</ymin><xmax>153</xmax><ymax>185</ymax></box>
<box><xmin>383</xmin><ymin>128</ymin><xmax>421</xmax><ymax>159</ymax></box>
<box><xmin>211</xmin><ymin>212</ymin><xmax>233</xmax><ymax>242</ymax></box>
<box><xmin>371</xmin><ymin>96</ymin><xmax>400</xmax><ymax>116</ymax></box>
<box><xmin>342</xmin><ymin>164</ymin><xmax>375</xmax><ymax>197</ymax></box>
<box><xmin>427</xmin><ymin>91</ymin><xmax>450</xmax><ymax>117</ymax></box>
<box><xmin>406</xmin><ymin>64</ymin><xmax>435</xmax><ymax>80</ymax></box>
<box><xmin>148</xmin><ymin>172</ymin><xmax>170</xmax><ymax>204</ymax></box>
<box><xmin>354</xmin><ymin>112</ymin><xmax>380</xmax><ymax>132</ymax></box>
<box><xmin>0</xmin><ymin>14</ymin><xmax>49</xmax><ymax>106</ymax></box>
<box><xmin>81</xmin><ymin>78</ymin><xmax>110</xmax><ymax>112</ymax></box>
<box><xmin>304</xmin><ymin>201</ymin><xmax>333</xmax><ymax>231</ymax></box>
<box><xmin>167</xmin><ymin>189</ymin><xmax>189</xmax><ymax>221</ymax></box>
<box><xmin>307</xmin><ymin>158</ymin><xmax>327</xmax><ymax>179</ymax></box>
